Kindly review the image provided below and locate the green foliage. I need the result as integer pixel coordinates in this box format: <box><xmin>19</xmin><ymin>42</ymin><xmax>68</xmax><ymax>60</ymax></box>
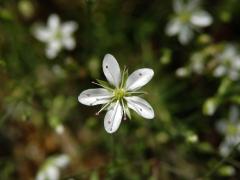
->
<box><xmin>1</xmin><ymin>0</ymin><xmax>240</xmax><ymax>179</ymax></box>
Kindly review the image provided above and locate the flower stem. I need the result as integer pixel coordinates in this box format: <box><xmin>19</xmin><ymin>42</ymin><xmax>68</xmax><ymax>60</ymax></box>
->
<box><xmin>109</xmin><ymin>135</ymin><xmax>116</xmax><ymax>178</ymax></box>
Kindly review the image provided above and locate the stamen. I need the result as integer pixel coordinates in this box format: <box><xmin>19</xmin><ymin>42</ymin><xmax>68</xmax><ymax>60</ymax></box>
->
<box><xmin>95</xmin><ymin>98</ymin><xmax>116</xmax><ymax>115</ymax></box>
<box><xmin>126</xmin><ymin>91</ymin><xmax>148</xmax><ymax>96</ymax></box>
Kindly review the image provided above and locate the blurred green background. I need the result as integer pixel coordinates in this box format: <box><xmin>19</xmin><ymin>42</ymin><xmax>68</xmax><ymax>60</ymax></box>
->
<box><xmin>1</xmin><ymin>0</ymin><xmax>240</xmax><ymax>179</ymax></box>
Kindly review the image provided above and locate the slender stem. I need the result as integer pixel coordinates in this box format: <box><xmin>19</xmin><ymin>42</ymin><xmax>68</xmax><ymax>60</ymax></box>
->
<box><xmin>109</xmin><ymin>135</ymin><xmax>116</xmax><ymax>178</ymax></box>
<box><xmin>203</xmin><ymin>141</ymin><xmax>240</xmax><ymax>179</ymax></box>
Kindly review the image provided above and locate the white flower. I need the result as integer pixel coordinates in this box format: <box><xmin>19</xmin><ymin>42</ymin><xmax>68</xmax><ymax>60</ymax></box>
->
<box><xmin>213</xmin><ymin>44</ymin><xmax>240</xmax><ymax>81</ymax></box>
<box><xmin>33</xmin><ymin>14</ymin><xmax>78</xmax><ymax>59</ymax></box>
<box><xmin>78</xmin><ymin>54</ymin><xmax>155</xmax><ymax>133</ymax></box>
<box><xmin>36</xmin><ymin>154</ymin><xmax>70</xmax><ymax>180</ymax></box>
<box><xmin>166</xmin><ymin>0</ymin><xmax>212</xmax><ymax>44</ymax></box>
<box><xmin>216</xmin><ymin>106</ymin><xmax>240</xmax><ymax>156</ymax></box>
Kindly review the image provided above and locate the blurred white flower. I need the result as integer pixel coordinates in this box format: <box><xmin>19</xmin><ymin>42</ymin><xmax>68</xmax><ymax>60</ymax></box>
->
<box><xmin>36</xmin><ymin>154</ymin><xmax>70</xmax><ymax>180</ymax></box>
<box><xmin>55</xmin><ymin>124</ymin><xmax>65</xmax><ymax>134</ymax></box>
<box><xmin>166</xmin><ymin>0</ymin><xmax>212</xmax><ymax>44</ymax></box>
<box><xmin>33</xmin><ymin>14</ymin><xmax>78</xmax><ymax>59</ymax></box>
<box><xmin>216</xmin><ymin>106</ymin><xmax>240</xmax><ymax>156</ymax></box>
<box><xmin>78</xmin><ymin>54</ymin><xmax>155</xmax><ymax>133</ymax></box>
<box><xmin>213</xmin><ymin>44</ymin><xmax>240</xmax><ymax>81</ymax></box>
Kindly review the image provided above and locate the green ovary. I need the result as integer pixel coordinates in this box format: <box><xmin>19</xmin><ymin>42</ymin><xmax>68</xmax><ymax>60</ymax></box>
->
<box><xmin>114</xmin><ymin>88</ymin><xmax>125</xmax><ymax>100</ymax></box>
<box><xmin>179</xmin><ymin>12</ymin><xmax>191</xmax><ymax>23</ymax></box>
<box><xmin>54</xmin><ymin>30</ymin><xmax>62</xmax><ymax>40</ymax></box>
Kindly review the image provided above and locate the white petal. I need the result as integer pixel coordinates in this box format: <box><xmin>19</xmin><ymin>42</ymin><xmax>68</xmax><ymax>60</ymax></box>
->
<box><xmin>45</xmin><ymin>166</ymin><xmax>59</xmax><ymax>180</ymax></box>
<box><xmin>229</xmin><ymin>106</ymin><xmax>239</xmax><ymax>122</ymax></box>
<box><xmin>186</xmin><ymin>0</ymin><xmax>199</xmax><ymax>11</ymax></box>
<box><xmin>125</xmin><ymin>96</ymin><xmax>154</xmax><ymax>119</ymax></box>
<box><xmin>46</xmin><ymin>47</ymin><xmax>58</xmax><ymax>59</ymax></box>
<box><xmin>48</xmin><ymin>14</ymin><xmax>60</xmax><ymax>31</ymax></box>
<box><xmin>191</xmin><ymin>11</ymin><xmax>212</xmax><ymax>27</ymax></box>
<box><xmin>173</xmin><ymin>0</ymin><xmax>184</xmax><ymax>13</ymax></box>
<box><xmin>61</xmin><ymin>21</ymin><xmax>78</xmax><ymax>35</ymax></box>
<box><xmin>102</xmin><ymin>54</ymin><xmax>121</xmax><ymax>87</ymax></box>
<box><xmin>78</xmin><ymin>88</ymin><xmax>112</xmax><ymax>106</ymax></box>
<box><xmin>62</xmin><ymin>37</ymin><xmax>76</xmax><ymax>50</ymax></box>
<box><xmin>33</xmin><ymin>25</ymin><xmax>52</xmax><ymax>42</ymax></box>
<box><xmin>229</xmin><ymin>70</ymin><xmax>239</xmax><ymax>81</ymax></box>
<box><xmin>54</xmin><ymin>155</ymin><xmax>70</xmax><ymax>168</ymax></box>
<box><xmin>104</xmin><ymin>101</ymin><xmax>123</xmax><ymax>133</ymax></box>
<box><xmin>178</xmin><ymin>25</ymin><xmax>193</xmax><ymax>45</ymax></box>
<box><xmin>165</xmin><ymin>19</ymin><xmax>182</xmax><ymax>36</ymax></box>
<box><xmin>36</xmin><ymin>172</ymin><xmax>45</xmax><ymax>180</ymax></box>
<box><xmin>45</xmin><ymin>40</ymin><xmax>62</xmax><ymax>59</ymax></box>
<box><xmin>213</xmin><ymin>65</ymin><xmax>227</xmax><ymax>77</ymax></box>
<box><xmin>126</xmin><ymin>68</ymin><xmax>154</xmax><ymax>91</ymax></box>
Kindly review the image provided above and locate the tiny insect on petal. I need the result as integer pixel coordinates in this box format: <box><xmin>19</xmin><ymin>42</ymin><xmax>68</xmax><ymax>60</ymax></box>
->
<box><xmin>102</xmin><ymin>54</ymin><xmax>121</xmax><ymax>87</ymax></box>
<box><xmin>78</xmin><ymin>88</ymin><xmax>113</xmax><ymax>106</ymax></box>
<box><xmin>104</xmin><ymin>101</ymin><xmax>123</xmax><ymax>133</ymax></box>
<box><xmin>125</xmin><ymin>96</ymin><xmax>154</xmax><ymax>119</ymax></box>
<box><xmin>126</xmin><ymin>68</ymin><xmax>154</xmax><ymax>91</ymax></box>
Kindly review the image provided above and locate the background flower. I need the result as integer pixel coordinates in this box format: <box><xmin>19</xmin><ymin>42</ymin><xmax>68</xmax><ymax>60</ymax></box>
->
<box><xmin>216</xmin><ymin>106</ymin><xmax>240</xmax><ymax>156</ymax></box>
<box><xmin>1</xmin><ymin>0</ymin><xmax>240</xmax><ymax>179</ymax></box>
<box><xmin>33</xmin><ymin>14</ymin><xmax>78</xmax><ymax>59</ymax></box>
<box><xmin>166</xmin><ymin>0</ymin><xmax>212</xmax><ymax>44</ymax></box>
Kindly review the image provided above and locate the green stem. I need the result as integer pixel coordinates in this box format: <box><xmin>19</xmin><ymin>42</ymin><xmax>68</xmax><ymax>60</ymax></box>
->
<box><xmin>109</xmin><ymin>135</ymin><xmax>116</xmax><ymax>178</ymax></box>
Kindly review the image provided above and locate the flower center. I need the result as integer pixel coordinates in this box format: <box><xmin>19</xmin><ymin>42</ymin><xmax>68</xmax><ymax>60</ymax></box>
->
<box><xmin>179</xmin><ymin>12</ymin><xmax>191</xmax><ymax>23</ymax></box>
<box><xmin>114</xmin><ymin>88</ymin><xmax>125</xmax><ymax>100</ymax></box>
<box><xmin>227</xmin><ymin>124</ymin><xmax>238</xmax><ymax>135</ymax></box>
<box><xmin>54</xmin><ymin>30</ymin><xmax>62</xmax><ymax>40</ymax></box>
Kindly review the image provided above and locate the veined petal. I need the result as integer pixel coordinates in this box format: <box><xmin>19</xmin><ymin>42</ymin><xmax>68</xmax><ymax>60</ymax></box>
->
<box><xmin>125</xmin><ymin>96</ymin><xmax>154</xmax><ymax>119</ymax></box>
<box><xmin>102</xmin><ymin>54</ymin><xmax>121</xmax><ymax>87</ymax></box>
<box><xmin>191</xmin><ymin>10</ymin><xmax>212</xmax><ymax>27</ymax></box>
<box><xmin>104</xmin><ymin>101</ymin><xmax>123</xmax><ymax>133</ymax></box>
<box><xmin>48</xmin><ymin>14</ymin><xmax>60</xmax><ymax>31</ymax></box>
<box><xmin>126</xmin><ymin>68</ymin><xmax>154</xmax><ymax>91</ymax></box>
<box><xmin>78</xmin><ymin>88</ymin><xmax>112</xmax><ymax>106</ymax></box>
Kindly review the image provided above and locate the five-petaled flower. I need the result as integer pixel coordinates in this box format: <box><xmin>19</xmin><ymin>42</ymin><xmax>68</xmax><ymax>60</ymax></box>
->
<box><xmin>165</xmin><ymin>0</ymin><xmax>212</xmax><ymax>45</ymax></box>
<box><xmin>78</xmin><ymin>54</ymin><xmax>155</xmax><ymax>133</ymax></box>
<box><xmin>216</xmin><ymin>106</ymin><xmax>240</xmax><ymax>156</ymax></box>
<box><xmin>33</xmin><ymin>14</ymin><xmax>78</xmax><ymax>59</ymax></box>
<box><xmin>213</xmin><ymin>44</ymin><xmax>240</xmax><ymax>81</ymax></box>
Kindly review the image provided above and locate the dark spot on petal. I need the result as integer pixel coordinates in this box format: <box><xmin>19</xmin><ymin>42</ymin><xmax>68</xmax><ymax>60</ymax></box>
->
<box><xmin>140</xmin><ymin>108</ymin><xmax>142</xmax><ymax>112</ymax></box>
<box><xmin>86</xmin><ymin>94</ymin><xmax>90</xmax><ymax>97</ymax></box>
<box><xmin>108</xmin><ymin>121</ymin><xmax>111</xmax><ymax>124</ymax></box>
<box><xmin>106</xmin><ymin>65</ymin><xmax>108</xmax><ymax>69</ymax></box>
